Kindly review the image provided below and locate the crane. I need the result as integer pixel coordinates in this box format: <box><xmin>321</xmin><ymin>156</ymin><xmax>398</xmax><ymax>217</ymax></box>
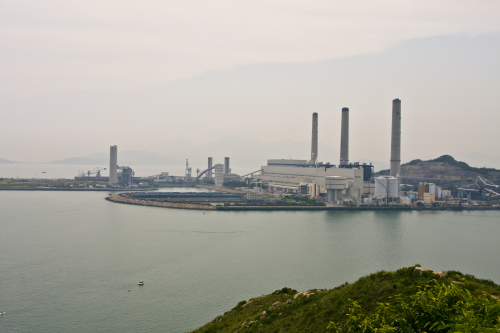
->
<box><xmin>86</xmin><ymin>167</ymin><xmax>106</xmax><ymax>177</ymax></box>
<box><xmin>457</xmin><ymin>176</ymin><xmax>500</xmax><ymax>200</ymax></box>
<box><xmin>185</xmin><ymin>159</ymin><xmax>192</xmax><ymax>178</ymax></box>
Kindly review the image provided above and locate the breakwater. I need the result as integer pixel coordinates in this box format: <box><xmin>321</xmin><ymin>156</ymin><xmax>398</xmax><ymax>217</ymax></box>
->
<box><xmin>106</xmin><ymin>194</ymin><xmax>500</xmax><ymax>211</ymax></box>
<box><xmin>218</xmin><ymin>205</ymin><xmax>500</xmax><ymax>211</ymax></box>
<box><xmin>106</xmin><ymin>194</ymin><xmax>216</xmax><ymax>210</ymax></box>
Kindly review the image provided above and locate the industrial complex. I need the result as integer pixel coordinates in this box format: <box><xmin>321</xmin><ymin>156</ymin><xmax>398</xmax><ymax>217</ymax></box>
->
<box><xmin>71</xmin><ymin>98</ymin><xmax>499</xmax><ymax>207</ymax></box>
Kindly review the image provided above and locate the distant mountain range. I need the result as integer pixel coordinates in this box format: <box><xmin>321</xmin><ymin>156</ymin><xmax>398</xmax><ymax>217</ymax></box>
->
<box><xmin>3</xmin><ymin>136</ymin><xmax>499</xmax><ymax>172</ymax></box>
<box><xmin>0</xmin><ymin>157</ymin><xmax>16</xmax><ymax>164</ymax></box>
<box><xmin>27</xmin><ymin>136</ymin><xmax>389</xmax><ymax>171</ymax></box>
<box><xmin>47</xmin><ymin>151</ymin><xmax>183</xmax><ymax>166</ymax></box>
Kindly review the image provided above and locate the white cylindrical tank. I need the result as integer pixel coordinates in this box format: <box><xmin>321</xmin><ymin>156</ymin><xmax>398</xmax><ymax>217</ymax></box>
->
<box><xmin>387</xmin><ymin>177</ymin><xmax>399</xmax><ymax>198</ymax></box>
<box><xmin>428</xmin><ymin>183</ymin><xmax>436</xmax><ymax>196</ymax></box>
<box><xmin>375</xmin><ymin>177</ymin><xmax>388</xmax><ymax>197</ymax></box>
<box><xmin>325</xmin><ymin>176</ymin><xmax>347</xmax><ymax>190</ymax></box>
<box><xmin>436</xmin><ymin>187</ymin><xmax>442</xmax><ymax>200</ymax></box>
<box><xmin>375</xmin><ymin>176</ymin><xmax>399</xmax><ymax>198</ymax></box>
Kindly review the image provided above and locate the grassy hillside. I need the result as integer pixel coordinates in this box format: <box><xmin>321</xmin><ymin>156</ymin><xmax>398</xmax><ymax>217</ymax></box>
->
<box><xmin>378</xmin><ymin>155</ymin><xmax>500</xmax><ymax>177</ymax></box>
<box><xmin>408</xmin><ymin>155</ymin><xmax>499</xmax><ymax>176</ymax></box>
<box><xmin>192</xmin><ymin>265</ymin><xmax>500</xmax><ymax>332</ymax></box>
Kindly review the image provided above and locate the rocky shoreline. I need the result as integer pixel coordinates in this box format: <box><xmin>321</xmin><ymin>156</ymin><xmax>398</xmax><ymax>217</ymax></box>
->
<box><xmin>105</xmin><ymin>194</ymin><xmax>216</xmax><ymax>210</ymax></box>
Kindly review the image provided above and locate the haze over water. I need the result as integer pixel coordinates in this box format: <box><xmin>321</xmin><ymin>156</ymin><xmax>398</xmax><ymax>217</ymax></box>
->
<box><xmin>1</xmin><ymin>189</ymin><xmax>499</xmax><ymax>332</ymax></box>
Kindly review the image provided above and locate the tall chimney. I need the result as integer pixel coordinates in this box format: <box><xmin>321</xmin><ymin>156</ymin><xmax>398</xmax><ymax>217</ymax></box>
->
<box><xmin>340</xmin><ymin>107</ymin><xmax>349</xmax><ymax>165</ymax></box>
<box><xmin>207</xmin><ymin>157</ymin><xmax>213</xmax><ymax>179</ymax></box>
<box><xmin>310</xmin><ymin>112</ymin><xmax>318</xmax><ymax>163</ymax></box>
<box><xmin>224</xmin><ymin>157</ymin><xmax>230</xmax><ymax>174</ymax></box>
<box><xmin>109</xmin><ymin>145</ymin><xmax>118</xmax><ymax>186</ymax></box>
<box><xmin>390</xmin><ymin>99</ymin><xmax>401</xmax><ymax>177</ymax></box>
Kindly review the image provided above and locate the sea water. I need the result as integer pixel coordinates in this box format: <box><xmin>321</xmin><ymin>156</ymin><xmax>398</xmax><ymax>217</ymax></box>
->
<box><xmin>1</xmin><ymin>190</ymin><xmax>499</xmax><ymax>332</ymax></box>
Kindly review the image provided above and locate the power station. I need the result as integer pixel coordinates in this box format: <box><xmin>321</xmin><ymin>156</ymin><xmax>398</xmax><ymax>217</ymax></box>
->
<box><xmin>87</xmin><ymin>98</ymin><xmax>410</xmax><ymax>206</ymax></box>
<box><xmin>248</xmin><ymin>105</ymin><xmax>376</xmax><ymax>203</ymax></box>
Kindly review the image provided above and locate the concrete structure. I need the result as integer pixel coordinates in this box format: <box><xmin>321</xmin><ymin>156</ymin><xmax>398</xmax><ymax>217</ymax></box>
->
<box><xmin>418</xmin><ymin>183</ymin><xmax>429</xmax><ymax>199</ymax></box>
<box><xmin>251</xmin><ymin>160</ymin><xmax>370</xmax><ymax>195</ymax></box>
<box><xmin>340</xmin><ymin>107</ymin><xmax>349</xmax><ymax>165</ymax></box>
<box><xmin>109</xmin><ymin>145</ymin><xmax>118</xmax><ymax>186</ymax></box>
<box><xmin>268</xmin><ymin>159</ymin><xmax>307</xmax><ymax>166</ymax></box>
<box><xmin>423</xmin><ymin>192</ymin><xmax>436</xmax><ymax>204</ymax></box>
<box><xmin>325</xmin><ymin>176</ymin><xmax>347</xmax><ymax>202</ymax></box>
<box><xmin>308</xmin><ymin>113</ymin><xmax>318</xmax><ymax>164</ymax></box>
<box><xmin>214</xmin><ymin>164</ymin><xmax>224</xmax><ymax>187</ymax></box>
<box><xmin>400</xmin><ymin>197</ymin><xmax>412</xmax><ymax>205</ymax></box>
<box><xmin>224</xmin><ymin>157</ymin><xmax>230</xmax><ymax>174</ymax></box>
<box><xmin>207</xmin><ymin>157</ymin><xmax>213</xmax><ymax>180</ymax></box>
<box><xmin>308</xmin><ymin>183</ymin><xmax>319</xmax><ymax>198</ymax></box>
<box><xmin>118</xmin><ymin>166</ymin><xmax>133</xmax><ymax>186</ymax></box>
<box><xmin>390</xmin><ymin>99</ymin><xmax>401</xmax><ymax>177</ymax></box>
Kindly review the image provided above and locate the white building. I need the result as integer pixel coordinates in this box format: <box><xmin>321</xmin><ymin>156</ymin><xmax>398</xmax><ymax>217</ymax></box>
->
<box><xmin>214</xmin><ymin>164</ymin><xmax>224</xmax><ymax>187</ymax></box>
<box><xmin>250</xmin><ymin>159</ymin><xmax>374</xmax><ymax>196</ymax></box>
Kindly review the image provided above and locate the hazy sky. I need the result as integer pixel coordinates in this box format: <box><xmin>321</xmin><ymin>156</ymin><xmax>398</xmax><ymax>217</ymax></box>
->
<box><xmin>1</xmin><ymin>0</ymin><xmax>500</xmax><ymax>163</ymax></box>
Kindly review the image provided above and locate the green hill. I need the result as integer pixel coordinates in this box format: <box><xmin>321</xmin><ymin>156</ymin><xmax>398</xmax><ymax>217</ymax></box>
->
<box><xmin>192</xmin><ymin>265</ymin><xmax>500</xmax><ymax>332</ymax></box>
<box><xmin>375</xmin><ymin>155</ymin><xmax>500</xmax><ymax>186</ymax></box>
<box><xmin>407</xmin><ymin>155</ymin><xmax>499</xmax><ymax>176</ymax></box>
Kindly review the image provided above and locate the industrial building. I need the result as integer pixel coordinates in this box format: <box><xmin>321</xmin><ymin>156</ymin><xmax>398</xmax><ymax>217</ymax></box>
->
<box><xmin>250</xmin><ymin>107</ymin><xmax>377</xmax><ymax>202</ymax></box>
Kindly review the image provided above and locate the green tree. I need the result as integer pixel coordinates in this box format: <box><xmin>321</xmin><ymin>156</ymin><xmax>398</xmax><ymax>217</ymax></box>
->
<box><xmin>328</xmin><ymin>281</ymin><xmax>500</xmax><ymax>332</ymax></box>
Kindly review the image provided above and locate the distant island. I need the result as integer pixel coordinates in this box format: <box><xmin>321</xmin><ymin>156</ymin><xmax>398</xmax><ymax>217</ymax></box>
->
<box><xmin>192</xmin><ymin>265</ymin><xmax>500</xmax><ymax>332</ymax></box>
<box><xmin>0</xmin><ymin>157</ymin><xmax>16</xmax><ymax>164</ymax></box>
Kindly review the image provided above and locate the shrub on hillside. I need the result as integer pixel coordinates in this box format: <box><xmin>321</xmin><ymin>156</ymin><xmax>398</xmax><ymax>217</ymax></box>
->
<box><xmin>328</xmin><ymin>281</ymin><xmax>500</xmax><ymax>332</ymax></box>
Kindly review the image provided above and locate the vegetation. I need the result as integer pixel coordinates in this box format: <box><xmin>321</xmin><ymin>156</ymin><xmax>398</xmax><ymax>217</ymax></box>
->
<box><xmin>282</xmin><ymin>195</ymin><xmax>326</xmax><ymax>206</ymax></box>
<box><xmin>428</xmin><ymin>155</ymin><xmax>499</xmax><ymax>176</ymax></box>
<box><xmin>396</xmin><ymin>155</ymin><xmax>498</xmax><ymax>177</ymax></box>
<box><xmin>328</xmin><ymin>282</ymin><xmax>500</xmax><ymax>332</ymax></box>
<box><xmin>378</xmin><ymin>155</ymin><xmax>500</xmax><ymax>180</ymax></box>
<box><xmin>192</xmin><ymin>266</ymin><xmax>500</xmax><ymax>333</ymax></box>
<box><xmin>223</xmin><ymin>180</ymin><xmax>248</xmax><ymax>189</ymax></box>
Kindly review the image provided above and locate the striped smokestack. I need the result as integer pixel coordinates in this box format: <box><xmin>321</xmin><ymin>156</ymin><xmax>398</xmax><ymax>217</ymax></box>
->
<box><xmin>340</xmin><ymin>107</ymin><xmax>349</xmax><ymax>165</ymax></box>
<box><xmin>390</xmin><ymin>99</ymin><xmax>401</xmax><ymax>177</ymax></box>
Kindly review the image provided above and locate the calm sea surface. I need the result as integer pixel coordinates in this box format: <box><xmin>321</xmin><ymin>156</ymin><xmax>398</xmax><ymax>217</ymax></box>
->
<box><xmin>1</xmin><ymin>189</ymin><xmax>500</xmax><ymax>332</ymax></box>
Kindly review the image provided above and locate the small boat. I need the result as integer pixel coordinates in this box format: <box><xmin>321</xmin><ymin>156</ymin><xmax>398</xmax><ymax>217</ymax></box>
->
<box><xmin>138</xmin><ymin>281</ymin><xmax>144</xmax><ymax>286</ymax></box>
<box><xmin>41</xmin><ymin>171</ymin><xmax>46</xmax><ymax>173</ymax></box>
<box><xmin>0</xmin><ymin>311</ymin><xmax>5</xmax><ymax>315</ymax></box>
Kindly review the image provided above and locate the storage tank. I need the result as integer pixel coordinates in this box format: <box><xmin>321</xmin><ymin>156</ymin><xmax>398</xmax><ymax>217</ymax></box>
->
<box><xmin>428</xmin><ymin>183</ymin><xmax>436</xmax><ymax>197</ymax></box>
<box><xmin>387</xmin><ymin>177</ymin><xmax>399</xmax><ymax>198</ymax></box>
<box><xmin>375</xmin><ymin>177</ymin><xmax>388</xmax><ymax>197</ymax></box>
<box><xmin>435</xmin><ymin>187</ymin><xmax>442</xmax><ymax>200</ymax></box>
<box><xmin>375</xmin><ymin>176</ymin><xmax>399</xmax><ymax>198</ymax></box>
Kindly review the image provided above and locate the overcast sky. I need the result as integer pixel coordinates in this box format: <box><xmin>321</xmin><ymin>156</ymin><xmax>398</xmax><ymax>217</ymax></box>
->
<box><xmin>1</xmin><ymin>0</ymin><xmax>500</xmax><ymax>164</ymax></box>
